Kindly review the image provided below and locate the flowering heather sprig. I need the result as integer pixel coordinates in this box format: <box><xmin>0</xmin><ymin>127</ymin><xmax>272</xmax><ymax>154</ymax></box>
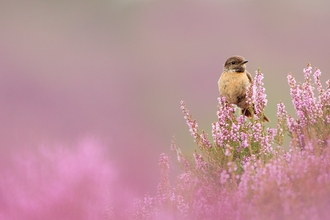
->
<box><xmin>288</xmin><ymin>64</ymin><xmax>325</xmax><ymax>126</ymax></box>
<box><xmin>314</xmin><ymin>68</ymin><xmax>324</xmax><ymax>96</ymax></box>
<box><xmin>181</xmin><ymin>101</ymin><xmax>212</xmax><ymax>150</ymax></box>
<box><xmin>246</xmin><ymin>77</ymin><xmax>254</xmax><ymax>107</ymax></box>
<box><xmin>320</xmin><ymin>79</ymin><xmax>330</xmax><ymax>113</ymax></box>
<box><xmin>216</xmin><ymin>96</ymin><xmax>236</xmax><ymax>126</ymax></box>
<box><xmin>287</xmin><ymin>73</ymin><xmax>305</xmax><ymax>126</ymax></box>
<box><xmin>133</xmin><ymin>194</ymin><xmax>155</xmax><ymax>220</ymax></box>
<box><xmin>224</xmin><ymin>144</ymin><xmax>232</xmax><ymax>157</ymax></box>
<box><xmin>303</xmin><ymin>65</ymin><xmax>318</xmax><ymax>123</ymax></box>
<box><xmin>156</xmin><ymin>153</ymin><xmax>170</xmax><ymax>206</ymax></box>
<box><xmin>287</xmin><ymin>64</ymin><xmax>330</xmax><ymax>148</ymax></box>
<box><xmin>252</xmin><ymin>122</ymin><xmax>262</xmax><ymax>142</ymax></box>
<box><xmin>200</xmin><ymin>131</ymin><xmax>211</xmax><ymax>148</ymax></box>
<box><xmin>220</xmin><ymin>170</ymin><xmax>230</xmax><ymax>185</ymax></box>
<box><xmin>212</xmin><ymin>96</ymin><xmax>236</xmax><ymax>147</ymax></box>
<box><xmin>260</xmin><ymin>127</ymin><xmax>276</xmax><ymax>154</ymax></box>
<box><xmin>240</xmin><ymin>132</ymin><xmax>249</xmax><ymax>149</ymax></box>
<box><xmin>180</xmin><ymin>101</ymin><xmax>199</xmax><ymax>141</ymax></box>
<box><xmin>171</xmin><ymin>138</ymin><xmax>191</xmax><ymax>170</ymax></box>
<box><xmin>194</xmin><ymin>152</ymin><xmax>208</xmax><ymax>173</ymax></box>
<box><xmin>275</xmin><ymin>101</ymin><xmax>288</xmax><ymax>146</ymax></box>
<box><xmin>253</xmin><ymin>69</ymin><xmax>268</xmax><ymax>116</ymax></box>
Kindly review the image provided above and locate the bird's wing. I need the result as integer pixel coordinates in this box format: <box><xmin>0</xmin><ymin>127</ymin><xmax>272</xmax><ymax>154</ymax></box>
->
<box><xmin>246</xmin><ymin>71</ymin><xmax>253</xmax><ymax>84</ymax></box>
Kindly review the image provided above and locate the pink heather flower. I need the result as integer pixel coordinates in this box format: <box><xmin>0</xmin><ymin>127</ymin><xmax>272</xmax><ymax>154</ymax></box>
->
<box><xmin>225</xmin><ymin>144</ymin><xmax>232</xmax><ymax>156</ymax></box>
<box><xmin>313</xmin><ymin>68</ymin><xmax>325</xmax><ymax>118</ymax></box>
<box><xmin>252</xmin><ymin>122</ymin><xmax>262</xmax><ymax>142</ymax></box>
<box><xmin>277</xmin><ymin>101</ymin><xmax>287</xmax><ymax>120</ymax></box>
<box><xmin>302</xmin><ymin>67</ymin><xmax>317</xmax><ymax>123</ymax></box>
<box><xmin>174</xmin><ymin>194</ymin><xmax>189</xmax><ymax>217</ymax></box>
<box><xmin>313</xmin><ymin>68</ymin><xmax>323</xmax><ymax>95</ymax></box>
<box><xmin>143</xmin><ymin>194</ymin><xmax>154</xmax><ymax>208</ymax></box>
<box><xmin>261</xmin><ymin>128</ymin><xmax>276</xmax><ymax>153</ymax></box>
<box><xmin>157</xmin><ymin>153</ymin><xmax>170</xmax><ymax>205</ymax></box>
<box><xmin>327</xmin><ymin>115</ymin><xmax>330</xmax><ymax>124</ymax></box>
<box><xmin>0</xmin><ymin>139</ymin><xmax>115</xmax><ymax>220</ymax></box>
<box><xmin>194</xmin><ymin>153</ymin><xmax>208</xmax><ymax>172</ymax></box>
<box><xmin>220</xmin><ymin>170</ymin><xmax>230</xmax><ymax>185</ymax></box>
<box><xmin>230</xmin><ymin>123</ymin><xmax>240</xmax><ymax>142</ymax></box>
<box><xmin>212</xmin><ymin>97</ymin><xmax>243</xmax><ymax>148</ymax></box>
<box><xmin>212</xmin><ymin>122</ymin><xmax>223</xmax><ymax>146</ymax></box>
<box><xmin>173</xmin><ymin>144</ymin><xmax>191</xmax><ymax>171</ymax></box>
<box><xmin>303</xmin><ymin>64</ymin><xmax>312</xmax><ymax>81</ymax></box>
<box><xmin>287</xmin><ymin>74</ymin><xmax>304</xmax><ymax>120</ymax></box>
<box><xmin>237</xmin><ymin>115</ymin><xmax>247</xmax><ymax>126</ymax></box>
<box><xmin>253</xmin><ymin>70</ymin><xmax>268</xmax><ymax>115</ymax></box>
<box><xmin>287</xmin><ymin>64</ymin><xmax>327</xmax><ymax>127</ymax></box>
<box><xmin>181</xmin><ymin>101</ymin><xmax>199</xmax><ymax>141</ymax></box>
<box><xmin>321</xmin><ymin>83</ymin><xmax>330</xmax><ymax>112</ymax></box>
<box><xmin>276</xmin><ymin>101</ymin><xmax>288</xmax><ymax>145</ymax></box>
<box><xmin>217</xmin><ymin>96</ymin><xmax>235</xmax><ymax>125</ymax></box>
<box><xmin>326</xmin><ymin>79</ymin><xmax>330</xmax><ymax>90</ymax></box>
<box><xmin>170</xmin><ymin>138</ymin><xmax>177</xmax><ymax>152</ymax></box>
<box><xmin>200</xmin><ymin>131</ymin><xmax>211</xmax><ymax>148</ymax></box>
<box><xmin>298</xmin><ymin>132</ymin><xmax>305</xmax><ymax>147</ymax></box>
<box><xmin>212</xmin><ymin>97</ymin><xmax>235</xmax><ymax>146</ymax></box>
<box><xmin>215</xmin><ymin>125</ymin><xmax>232</xmax><ymax>147</ymax></box>
<box><xmin>246</xmin><ymin>79</ymin><xmax>254</xmax><ymax>107</ymax></box>
<box><xmin>240</xmin><ymin>132</ymin><xmax>249</xmax><ymax>149</ymax></box>
<box><xmin>178</xmin><ymin>155</ymin><xmax>191</xmax><ymax>171</ymax></box>
<box><xmin>227</xmin><ymin>161</ymin><xmax>237</xmax><ymax>173</ymax></box>
<box><xmin>288</xmin><ymin>74</ymin><xmax>306</xmax><ymax>125</ymax></box>
<box><xmin>211</xmin><ymin>122</ymin><xmax>217</xmax><ymax>143</ymax></box>
<box><xmin>286</xmin><ymin>115</ymin><xmax>296</xmax><ymax>134</ymax></box>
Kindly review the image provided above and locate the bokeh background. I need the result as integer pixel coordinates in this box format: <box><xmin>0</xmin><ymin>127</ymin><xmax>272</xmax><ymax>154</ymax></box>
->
<box><xmin>1</xmin><ymin>0</ymin><xmax>330</xmax><ymax>209</ymax></box>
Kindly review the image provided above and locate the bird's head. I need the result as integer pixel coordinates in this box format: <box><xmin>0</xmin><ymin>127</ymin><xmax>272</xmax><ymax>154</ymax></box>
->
<box><xmin>224</xmin><ymin>56</ymin><xmax>248</xmax><ymax>73</ymax></box>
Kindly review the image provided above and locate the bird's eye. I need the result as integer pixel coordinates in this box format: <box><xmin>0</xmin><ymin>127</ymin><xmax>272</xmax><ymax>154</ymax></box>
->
<box><xmin>231</xmin><ymin>61</ymin><xmax>236</xmax><ymax>65</ymax></box>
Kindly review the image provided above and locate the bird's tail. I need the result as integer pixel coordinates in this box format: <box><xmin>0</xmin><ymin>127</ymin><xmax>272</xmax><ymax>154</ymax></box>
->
<box><xmin>241</xmin><ymin>107</ymin><xmax>270</xmax><ymax>122</ymax></box>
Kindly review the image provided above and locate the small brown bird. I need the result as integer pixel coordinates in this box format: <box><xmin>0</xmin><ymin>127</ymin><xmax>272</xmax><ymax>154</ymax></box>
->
<box><xmin>218</xmin><ymin>56</ymin><xmax>269</xmax><ymax>122</ymax></box>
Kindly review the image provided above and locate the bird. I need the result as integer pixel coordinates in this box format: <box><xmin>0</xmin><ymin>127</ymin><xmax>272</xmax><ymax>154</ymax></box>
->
<box><xmin>218</xmin><ymin>55</ymin><xmax>270</xmax><ymax>122</ymax></box>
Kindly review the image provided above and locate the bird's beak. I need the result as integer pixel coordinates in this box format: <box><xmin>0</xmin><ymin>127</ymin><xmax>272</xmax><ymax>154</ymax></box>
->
<box><xmin>242</xmin><ymin>60</ymin><xmax>248</xmax><ymax>64</ymax></box>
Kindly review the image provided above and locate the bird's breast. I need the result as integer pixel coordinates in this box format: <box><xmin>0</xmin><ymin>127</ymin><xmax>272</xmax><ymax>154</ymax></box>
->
<box><xmin>218</xmin><ymin>71</ymin><xmax>250</xmax><ymax>104</ymax></box>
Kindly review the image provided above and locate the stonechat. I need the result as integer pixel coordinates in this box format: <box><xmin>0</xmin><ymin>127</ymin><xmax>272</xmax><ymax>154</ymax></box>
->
<box><xmin>218</xmin><ymin>56</ymin><xmax>269</xmax><ymax>122</ymax></box>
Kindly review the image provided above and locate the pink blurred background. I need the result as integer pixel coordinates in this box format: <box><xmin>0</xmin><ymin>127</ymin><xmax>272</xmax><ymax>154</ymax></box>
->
<box><xmin>1</xmin><ymin>0</ymin><xmax>330</xmax><ymax>210</ymax></box>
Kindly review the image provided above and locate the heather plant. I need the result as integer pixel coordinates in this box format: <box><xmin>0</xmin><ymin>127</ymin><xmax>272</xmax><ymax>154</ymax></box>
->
<box><xmin>0</xmin><ymin>138</ymin><xmax>115</xmax><ymax>220</ymax></box>
<box><xmin>133</xmin><ymin>64</ymin><xmax>330</xmax><ymax>220</ymax></box>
